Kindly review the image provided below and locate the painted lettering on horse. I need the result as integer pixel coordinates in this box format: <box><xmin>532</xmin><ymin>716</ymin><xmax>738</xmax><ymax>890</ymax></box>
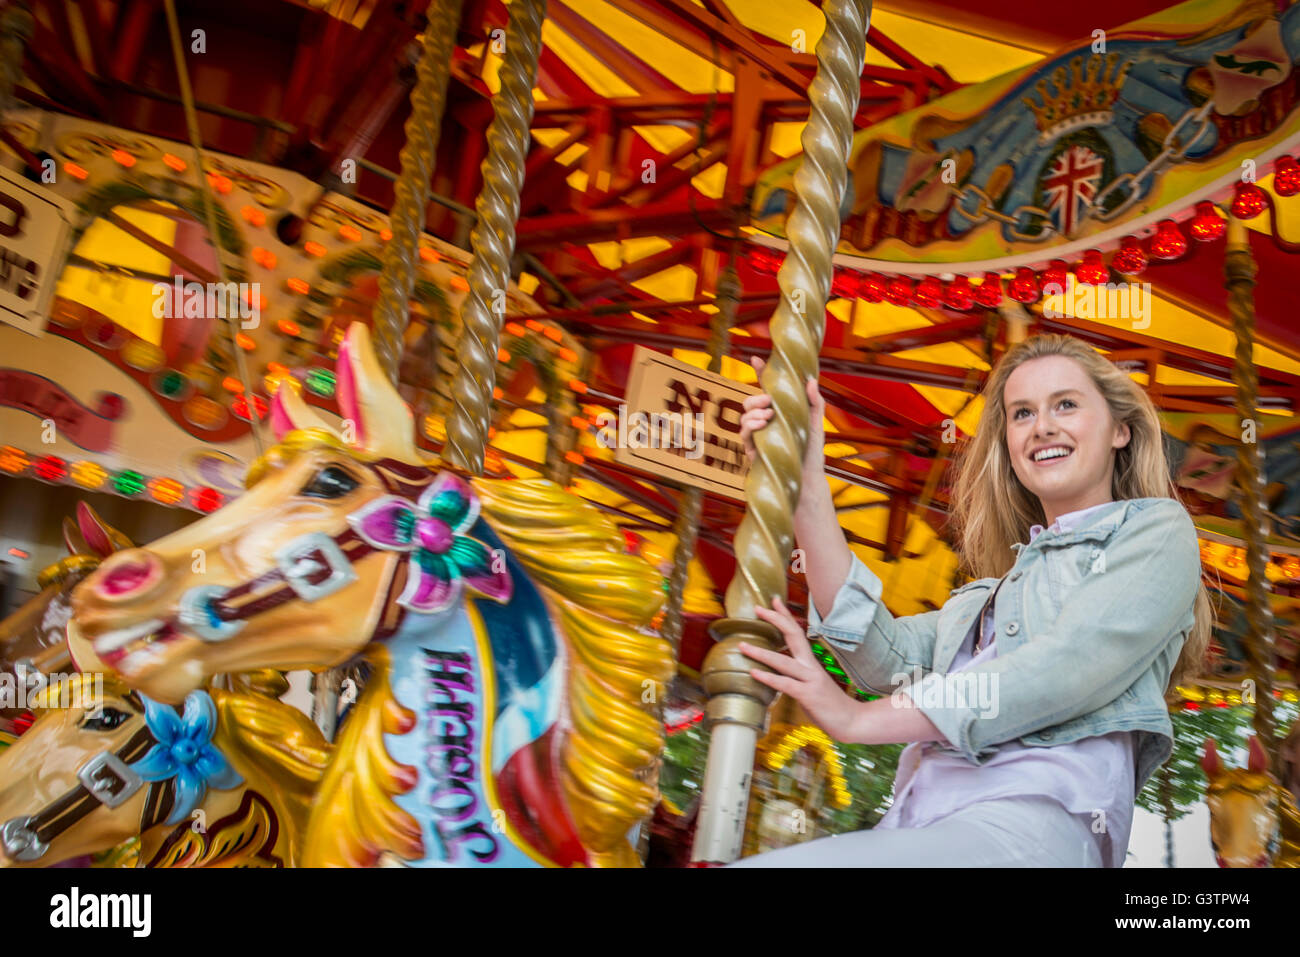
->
<box><xmin>423</xmin><ymin>649</ymin><xmax>498</xmax><ymax>863</ymax></box>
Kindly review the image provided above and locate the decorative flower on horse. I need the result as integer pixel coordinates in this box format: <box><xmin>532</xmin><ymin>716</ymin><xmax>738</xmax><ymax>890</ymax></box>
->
<box><xmin>132</xmin><ymin>691</ymin><xmax>242</xmax><ymax>825</ymax></box>
<box><xmin>348</xmin><ymin>472</ymin><xmax>512</xmax><ymax>614</ymax></box>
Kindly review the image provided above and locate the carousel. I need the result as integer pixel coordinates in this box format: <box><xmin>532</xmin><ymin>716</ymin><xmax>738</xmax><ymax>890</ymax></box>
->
<box><xmin>0</xmin><ymin>0</ymin><xmax>1296</xmax><ymax>869</ymax></box>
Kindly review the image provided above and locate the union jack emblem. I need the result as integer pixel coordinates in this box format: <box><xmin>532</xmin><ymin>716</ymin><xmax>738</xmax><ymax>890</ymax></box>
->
<box><xmin>1042</xmin><ymin>145</ymin><xmax>1105</xmax><ymax>236</ymax></box>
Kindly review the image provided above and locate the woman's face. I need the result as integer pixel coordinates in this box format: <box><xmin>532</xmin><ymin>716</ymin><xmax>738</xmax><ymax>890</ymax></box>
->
<box><xmin>1003</xmin><ymin>355</ymin><xmax>1131</xmax><ymax>522</ymax></box>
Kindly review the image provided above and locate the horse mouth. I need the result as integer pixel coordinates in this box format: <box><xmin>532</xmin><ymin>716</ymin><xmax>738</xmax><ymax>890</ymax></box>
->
<box><xmin>92</xmin><ymin>619</ymin><xmax>187</xmax><ymax>671</ymax></box>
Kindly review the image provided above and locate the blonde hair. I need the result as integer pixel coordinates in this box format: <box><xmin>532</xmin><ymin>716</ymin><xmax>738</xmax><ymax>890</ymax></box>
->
<box><xmin>947</xmin><ymin>333</ymin><xmax>1213</xmax><ymax>693</ymax></box>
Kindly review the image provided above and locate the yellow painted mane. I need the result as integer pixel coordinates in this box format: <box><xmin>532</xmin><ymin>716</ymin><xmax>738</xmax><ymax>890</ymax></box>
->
<box><xmin>475</xmin><ymin>477</ymin><xmax>674</xmax><ymax>867</ymax></box>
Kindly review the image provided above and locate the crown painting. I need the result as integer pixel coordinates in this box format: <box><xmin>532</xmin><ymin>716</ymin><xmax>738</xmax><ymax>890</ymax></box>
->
<box><xmin>750</xmin><ymin>0</ymin><xmax>1300</xmax><ymax>262</ymax></box>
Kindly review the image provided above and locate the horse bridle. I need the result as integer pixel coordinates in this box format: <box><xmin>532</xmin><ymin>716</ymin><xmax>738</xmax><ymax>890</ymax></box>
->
<box><xmin>1</xmin><ymin>724</ymin><xmax>176</xmax><ymax>863</ymax></box>
<box><xmin>173</xmin><ymin>459</ymin><xmax>433</xmax><ymax>641</ymax></box>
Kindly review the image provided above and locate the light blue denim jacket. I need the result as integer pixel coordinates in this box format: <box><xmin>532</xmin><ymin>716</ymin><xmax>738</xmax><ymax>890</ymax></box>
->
<box><xmin>807</xmin><ymin>497</ymin><xmax>1201</xmax><ymax>795</ymax></box>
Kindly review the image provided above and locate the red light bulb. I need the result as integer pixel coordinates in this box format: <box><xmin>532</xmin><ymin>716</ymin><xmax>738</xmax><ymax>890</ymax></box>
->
<box><xmin>1041</xmin><ymin>259</ymin><xmax>1069</xmax><ymax>296</ymax></box>
<box><xmin>860</xmin><ymin>274</ymin><xmax>887</xmax><ymax>303</ymax></box>
<box><xmin>190</xmin><ymin>486</ymin><xmax>224</xmax><ymax>513</ymax></box>
<box><xmin>1231</xmin><ymin>182</ymin><xmax>1268</xmax><ymax>219</ymax></box>
<box><xmin>1273</xmin><ymin>156</ymin><xmax>1300</xmax><ymax>197</ymax></box>
<box><xmin>1188</xmin><ymin>201</ymin><xmax>1226</xmax><ymax>242</ymax></box>
<box><xmin>1149</xmin><ymin>219</ymin><xmax>1188</xmax><ymax>260</ymax></box>
<box><xmin>912</xmin><ymin>277</ymin><xmax>942</xmax><ymax>308</ymax></box>
<box><xmin>831</xmin><ymin>270</ymin><xmax>860</xmax><ymax>299</ymax></box>
<box><xmin>1074</xmin><ymin>250</ymin><xmax>1108</xmax><ymax>285</ymax></box>
<box><xmin>1008</xmin><ymin>267</ymin><xmax>1039</xmax><ymax>303</ymax></box>
<box><xmin>974</xmin><ymin>272</ymin><xmax>1003</xmax><ymax>308</ymax></box>
<box><xmin>1111</xmin><ymin>237</ymin><xmax>1148</xmax><ymax>275</ymax></box>
<box><xmin>885</xmin><ymin>276</ymin><xmax>912</xmax><ymax>306</ymax></box>
<box><xmin>943</xmin><ymin>276</ymin><xmax>974</xmax><ymax>310</ymax></box>
<box><xmin>34</xmin><ymin>455</ymin><xmax>68</xmax><ymax>482</ymax></box>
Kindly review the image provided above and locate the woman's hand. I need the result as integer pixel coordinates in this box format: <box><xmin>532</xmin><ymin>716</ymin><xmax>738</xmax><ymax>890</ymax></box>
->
<box><xmin>739</xmin><ymin>597</ymin><xmax>861</xmax><ymax>743</ymax></box>
<box><xmin>738</xmin><ymin>356</ymin><xmax>826</xmax><ymax>478</ymax></box>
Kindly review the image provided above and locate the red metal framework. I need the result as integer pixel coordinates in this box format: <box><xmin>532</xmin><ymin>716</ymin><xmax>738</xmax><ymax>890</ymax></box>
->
<box><xmin>13</xmin><ymin>0</ymin><xmax>1297</xmax><ymax>671</ymax></box>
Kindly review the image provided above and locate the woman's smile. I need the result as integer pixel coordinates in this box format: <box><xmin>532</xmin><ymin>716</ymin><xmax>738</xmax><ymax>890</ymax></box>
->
<box><xmin>1004</xmin><ymin>355</ymin><xmax>1130</xmax><ymax>519</ymax></box>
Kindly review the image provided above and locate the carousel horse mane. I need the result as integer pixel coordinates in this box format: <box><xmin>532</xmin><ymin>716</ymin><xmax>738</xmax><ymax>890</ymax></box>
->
<box><xmin>303</xmin><ymin>477</ymin><xmax>673</xmax><ymax>867</ymax></box>
<box><xmin>148</xmin><ymin>683</ymin><xmax>332</xmax><ymax>868</ymax></box>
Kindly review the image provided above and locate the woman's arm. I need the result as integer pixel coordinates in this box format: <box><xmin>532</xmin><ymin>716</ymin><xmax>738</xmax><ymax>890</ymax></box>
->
<box><xmin>739</xmin><ymin>360</ymin><xmax>941</xmax><ymax>694</ymax></box>
<box><xmin>793</xmin><ymin>467</ymin><xmax>853</xmax><ymax>619</ymax></box>
<box><xmin>739</xmin><ymin>361</ymin><xmax>852</xmax><ymax>614</ymax></box>
<box><xmin>740</xmin><ymin>600</ymin><xmax>949</xmax><ymax>746</ymax></box>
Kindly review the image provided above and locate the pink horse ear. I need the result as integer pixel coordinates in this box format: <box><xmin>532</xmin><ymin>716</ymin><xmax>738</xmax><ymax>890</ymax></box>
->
<box><xmin>1202</xmin><ymin>737</ymin><xmax>1222</xmax><ymax>778</ymax></box>
<box><xmin>77</xmin><ymin>501</ymin><xmax>116</xmax><ymax>558</ymax></box>
<box><xmin>270</xmin><ymin>380</ymin><xmax>332</xmax><ymax>441</ymax></box>
<box><xmin>333</xmin><ymin>323</ymin><xmax>419</xmax><ymax>460</ymax></box>
<box><xmin>1247</xmin><ymin>735</ymin><xmax>1269</xmax><ymax>774</ymax></box>
<box><xmin>335</xmin><ymin>325</ymin><xmax>364</xmax><ymax>446</ymax></box>
<box><xmin>63</xmin><ymin>516</ymin><xmax>89</xmax><ymax>557</ymax></box>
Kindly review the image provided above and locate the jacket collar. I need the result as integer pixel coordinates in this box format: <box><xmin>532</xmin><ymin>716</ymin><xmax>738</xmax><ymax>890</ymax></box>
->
<box><xmin>1012</xmin><ymin>498</ymin><xmax>1135</xmax><ymax>554</ymax></box>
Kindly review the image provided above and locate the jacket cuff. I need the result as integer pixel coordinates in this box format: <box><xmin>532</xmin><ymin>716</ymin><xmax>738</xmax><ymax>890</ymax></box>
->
<box><xmin>899</xmin><ymin>673</ymin><xmax>998</xmax><ymax>764</ymax></box>
<box><xmin>806</xmin><ymin>552</ymin><xmax>884</xmax><ymax>649</ymax></box>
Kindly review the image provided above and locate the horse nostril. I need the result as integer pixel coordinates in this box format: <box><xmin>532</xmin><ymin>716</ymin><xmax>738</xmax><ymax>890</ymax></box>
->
<box><xmin>96</xmin><ymin>552</ymin><xmax>162</xmax><ymax>599</ymax></box>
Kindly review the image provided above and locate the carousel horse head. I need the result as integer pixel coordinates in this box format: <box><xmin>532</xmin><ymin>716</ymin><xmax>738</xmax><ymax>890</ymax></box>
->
<box><xmin>0</xmin><ymin>671</ymin><xmax>329</xmax><ymax>867</ymax></box>
<box><xmin>75</xmin><ymin>321</ymin><xmax>674</xmax><ymax>867</ymax></box>
<box><xmin>1</xmin><ymin>503</ymin><xmax>131</xmax><ymax>724</ymax></box>
<box><xmin>70</xmin><ymin>323</ymin><xmax>438</xmax><ymax>703</ymax></box>
<box><xmin>1203</xmin><ymin>734</ymin><xmax>1300</xmax><ymax>868</ymax></box>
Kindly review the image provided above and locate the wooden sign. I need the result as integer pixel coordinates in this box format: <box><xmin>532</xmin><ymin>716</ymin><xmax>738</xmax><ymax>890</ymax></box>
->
<box><xmin>0</xmin><ymin>167</ymin><xmax>74</xmax><ymax>336</ymax></box>
<box><xmin>605</xmin><ymin>345</ymin><xmax>757</xmax><ymax>500</ymax></box>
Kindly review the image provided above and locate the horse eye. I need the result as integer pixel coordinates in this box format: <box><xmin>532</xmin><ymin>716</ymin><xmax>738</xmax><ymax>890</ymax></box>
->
<box><xmin>301</xmin><ymin>466</ymin><xmax>359</xmax><ymax>499</ymax></box>
<box><xmin>82</xmin><ymin>708</ymin><xmax>130</xmax><ymax>731</ymax></box>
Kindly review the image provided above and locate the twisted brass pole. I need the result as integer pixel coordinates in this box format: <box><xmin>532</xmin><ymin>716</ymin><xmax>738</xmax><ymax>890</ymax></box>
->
<box><xmin>544</xmin><ymin>346</ymin><xmax>592</xmax><ymax>487</ymax></box>
<box><xmin>691</xmin><ymin>0</ymin><xmax>868</xmax><ymax>864</ymax></box>
<box><xmin>445</xmin><ymin>0</ymin><xmax>546</xmax><ymax>476</ymax></box>
<box><xmin>660</xmin><ymin>262</ymin><xmax>741</xmax><ymax>654</ymax></box>
<box><xmin>372</xmin><ymin>0</ymin><xmax>463</xmax><ymax>385</ymax></box>
<box><xmin>1225</xmin><ymin>219</ymin><xmax>1278</xmax><ymax>778</ymax></box>
<box><xmin>0</xmin><ymin>2</ymin><xmax>32</xmax><ymax>115</ymax></box>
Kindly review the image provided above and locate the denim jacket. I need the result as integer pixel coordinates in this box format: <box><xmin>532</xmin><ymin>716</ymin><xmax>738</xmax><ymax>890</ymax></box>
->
<box><xmin>807</xmin><ymin>497</ymin><xmax>1201</xmax><ymax>796</ymax></box>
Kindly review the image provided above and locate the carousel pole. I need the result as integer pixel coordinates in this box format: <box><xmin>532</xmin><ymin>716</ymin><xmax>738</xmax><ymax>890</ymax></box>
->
<box><xmin>162</xmin><ymin>0</ymin><xmax>265</xmax><ymax>457</ymax></box>
<box><xmin>1225</xmin><ymin>218</ymin><xmax>1280</xmax><ymax>778</ymax></box>
<box><xmin>661</xmin><ymin>258</ymin><xmax>741</xmax><ymax>655</ymax></box>
<box><xmin>444</xmin><ymin>0</ymin><xmax>546</xmax><ymax>477</ymax></box>
<box><xmin>371</xmin><ymin>0</ymin><xmax>463</xmax><ymax>383</ymax></box>
<box><xmin>691</xmin><ymin>0</ymin><xmax>868</xmax><ymax>864</ymax></box>
<box><xmin>319</xmin><ymin>0</ymin><xmax>461</xmax><ymax>738</ymax></box>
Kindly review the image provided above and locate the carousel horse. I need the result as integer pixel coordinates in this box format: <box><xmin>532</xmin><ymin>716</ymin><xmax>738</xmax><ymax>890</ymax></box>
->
<box><xmin>0</xmin><ymin>670</ymin><xmax>329</xmax><ymax>867</ymax></box>
<box><xmin>1203</xmin><ymin>734</ymin><xmax>1300</xmax><ymax>867</ymax></box>
<box><xmin>69</xmin><ymin>323</ymin><xmax>674</xmax><ymax>867</ymax></box>
<box><xmin>1</xmin><ymin>502</ymin><xmax>132</xmax><ymax>730</ymax></box>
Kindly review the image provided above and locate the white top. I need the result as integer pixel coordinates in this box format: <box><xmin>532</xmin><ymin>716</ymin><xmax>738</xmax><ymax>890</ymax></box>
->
<box><xmin>874</xmin><ymin>502</ymin><xmax>1136</xmax><ymax>867</ymax></box>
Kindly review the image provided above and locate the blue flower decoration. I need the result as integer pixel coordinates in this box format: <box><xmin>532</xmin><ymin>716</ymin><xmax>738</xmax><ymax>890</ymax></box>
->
<box><xmin>130</xmin><ymin>690</ymin><xmax>243</xmax><ymax>825</ymax></box>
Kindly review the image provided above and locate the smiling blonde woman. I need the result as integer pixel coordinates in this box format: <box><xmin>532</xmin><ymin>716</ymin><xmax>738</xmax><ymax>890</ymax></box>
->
<box><xmin>730</xmin><ymin>333</ymin><xmax>1211</xmax><ymax>868</ymax></box>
